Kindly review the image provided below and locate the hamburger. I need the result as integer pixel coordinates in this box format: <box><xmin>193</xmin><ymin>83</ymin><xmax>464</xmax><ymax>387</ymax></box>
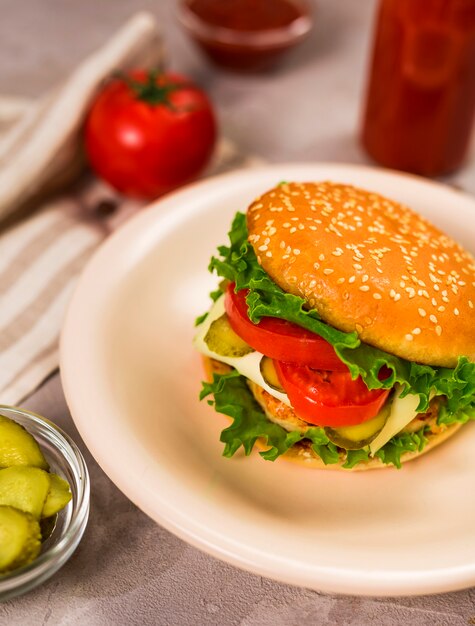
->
<box><xmin>193</xmin><ymin>181</ymin><xmax>475</xmax><ymax>470</ymax></box>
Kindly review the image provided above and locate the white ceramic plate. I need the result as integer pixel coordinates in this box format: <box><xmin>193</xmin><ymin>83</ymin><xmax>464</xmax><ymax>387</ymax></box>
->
<box><xmin>61</xmin><ymin>163</ymin><xmax>475</xmax><ymax>597</ymax></box>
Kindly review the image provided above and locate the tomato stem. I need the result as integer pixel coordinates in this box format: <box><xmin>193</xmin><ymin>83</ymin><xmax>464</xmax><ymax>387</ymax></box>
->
<box><xmin>118</xmin><ymin>69</ymin><xmax>183</xmax><ymax>108</ymax></box>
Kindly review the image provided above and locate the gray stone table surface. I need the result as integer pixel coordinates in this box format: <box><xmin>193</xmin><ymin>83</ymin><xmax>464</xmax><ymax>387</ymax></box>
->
<box><xmin>1</xmin><ymin>1</ymin><xmax>475</xmax><ymax>624</ymax></box>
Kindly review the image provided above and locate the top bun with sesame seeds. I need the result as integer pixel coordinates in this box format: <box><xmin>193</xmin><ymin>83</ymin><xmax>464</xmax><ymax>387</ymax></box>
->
<box><xmin>246</xmin><ymin>181</ymin><xmax>475</xmax><ymax>368</ymax></box>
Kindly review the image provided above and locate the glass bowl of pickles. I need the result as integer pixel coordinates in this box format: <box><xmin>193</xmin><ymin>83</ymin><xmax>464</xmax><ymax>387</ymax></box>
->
<box><xmin>0</xmin><ymin>405</ymin><xmax>90</xmax><ymax>601</ymax></box>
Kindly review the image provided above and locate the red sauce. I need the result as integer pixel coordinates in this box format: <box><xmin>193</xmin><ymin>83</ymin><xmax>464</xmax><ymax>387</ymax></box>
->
<box><xmin>181</xmin><ymin>0</ymin><xmax>311</xmax><ymax>71</ymax></box>
<box><xmin>361</xmin><ymin>0</ymin><xmax>475</xmax><ymax>177</ymax></box>
<box><xmin>187</xmin><ymin>0</ymin><xmax>302</xmax><ymax>31</ymax></box>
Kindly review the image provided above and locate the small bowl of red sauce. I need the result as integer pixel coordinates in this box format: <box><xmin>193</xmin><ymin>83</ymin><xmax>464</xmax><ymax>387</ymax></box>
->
<box><xmin>178</xmin><ymin>0</ymin><xmax>313</xmax><ymax>72</ymax></box>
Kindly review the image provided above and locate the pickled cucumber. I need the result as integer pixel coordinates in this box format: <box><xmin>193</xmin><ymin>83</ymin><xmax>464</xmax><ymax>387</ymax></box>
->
<box><xmin>325</xmin><ymin>401</ymin><xmax>392</xmax><ymax>450</ymax></box>
<box><xmin>0</xmin><ymin>505</ymin><xmax>41</xmax><ymax>574</ymax></box>
<box><xmin>0</xmin><ymin>415</ymin><xmax>74</xmax><ymax>574</ymax></box>
<box><xmin>42</xmin><ymin>474</ymin><xmax>72</xmax><ymax>518</ymax></box>
<box><xmin>0</xmin><ymin>415</ymin><xmax>48</xmax><ymax>470</ymax></box>
<box><xmin>259</xmin><ymin>356</ymin><xmax>285</xmax><ymax>392</ymax></box>
<box><xmin>204</xmin><ymin>313</ymin><xmax>254</xmax><ymax>357</ymax></box>
<box><xmin>0</xmin><ymin>466</ymin><xmax>51</xmax><ymax>519</ymax></box>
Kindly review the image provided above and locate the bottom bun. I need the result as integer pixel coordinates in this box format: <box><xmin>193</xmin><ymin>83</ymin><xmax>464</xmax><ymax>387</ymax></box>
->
<box><xmin>202</xmin><ymin>356</ymin><xmax>463</xmax><ymax>471</ymax></box>
<box><xmin>259</xmin><ymin>423</ymin><xmax>462</xmax><ymax>471</ymax></box>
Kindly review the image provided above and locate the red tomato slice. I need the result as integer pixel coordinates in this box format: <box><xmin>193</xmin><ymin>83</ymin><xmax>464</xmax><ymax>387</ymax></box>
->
<box><xmin>274</xmin><ymin>361</ymin><xmax>391</xmax><ymax>427</ymax></box>
<box><xmin>224</xmin><ymin>284</ymin><xmax>347</xmax><ymax>370</ymax></box>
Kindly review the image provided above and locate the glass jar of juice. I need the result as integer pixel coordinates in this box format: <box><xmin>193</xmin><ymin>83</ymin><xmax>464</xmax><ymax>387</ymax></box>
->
<box><xmin>361</xmin><ymin>0</ymin><xmax>475</xmax><ymax>177</ymax></box>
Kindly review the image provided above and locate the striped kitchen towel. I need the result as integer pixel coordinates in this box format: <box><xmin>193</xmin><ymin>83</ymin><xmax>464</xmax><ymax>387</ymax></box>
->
<box><xmin>0</xmin><ymin>14</ymin><xmax>262</xmax><ymax>406</ymax></box>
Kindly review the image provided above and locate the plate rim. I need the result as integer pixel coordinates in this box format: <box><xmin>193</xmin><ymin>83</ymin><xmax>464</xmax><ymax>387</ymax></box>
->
<box><xmin>60</xmin><ymin>162</ymin><xmax>475</xmax><ymax>597</ymax></box>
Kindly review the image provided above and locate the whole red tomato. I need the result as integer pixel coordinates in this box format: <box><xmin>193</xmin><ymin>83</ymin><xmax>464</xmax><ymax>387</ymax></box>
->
<box><xmin>84</xmin><ymin>70</ymin><xmax>217</xmax><ymax>198</ymax></box>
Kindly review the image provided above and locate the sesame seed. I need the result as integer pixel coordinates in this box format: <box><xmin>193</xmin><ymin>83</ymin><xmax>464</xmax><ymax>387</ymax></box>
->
<box><xmin>336</xmin><ymin>277</ymin><xmax>345</xmax><ymax>284</ymax></box>
<box><xmin>469</xmin><ymin>301</ymin><xmax>474</xmax><ymax>309</ymax></box>
<box><xmin>293</xmin><ymin>249</ymin><xmax>301</xmax><ymax>255</ymax></box>
<box><xmin>319</xmin><ymin>254</ymin><xmax>325</xmax><ymax>261</ymax></box>
<box><xmin>405</xmin><ymin>333</ymin><xmax>413</xmax><ymax>341</ymax></box>
<box><xmin>429</xmin><ymin>314</ymin><xmax>438</xmax><ymax>323</ymax></box>
<box><xmin>435</xmin><ymin>325</ymin><xmax>442</xmax><ymax>336</ymax></box>
<box><xmin>355</xmin><ymin>324</ymin><xmax>363</xmax><ymax>333</ymax></box>
<box><xmin>418</xmin><ymin>308</ymin><xmax>426</xmax><ymax>317</ymax></box>
<box><xmin>454</xmin><ymin>308</ymin><xmax>460</xmax><ymax>316</ymax></box>
<box><xmin>412</xmin><ymin>328</ymin><xmax>421</xmax><ymax>335</ymax></box>
<box><xmin>265</xmin><ymin>251</ymin><xmax>272</xmax><ymax>258</ymax></box>
<box><xmin>323</xmin><ymin>268</ymin><xmax>334</xmax><ymax>275</ymax></box>
<box><xmin>258</xmin><ymin>245</ymin><xmax>268</xmax><ymax>252</ymax></box>
<box><xmin>362</xmin><ymin>275</ymin><xmax>369</xmax><ymax>283</ymax></box>
<box><xmin>373</xmin><ymin>293</ymin><xmax>382</xmax><ymax>300</ymax></box>
<box><xmin>348</xmin><ymin>276</ymin><xmax>356</xmax><ymax>284</ymax></box>
<box><xmin>394</xmin><ymin>294</ymin><xmax>401</xmax><ymax>302</ymax></box>
<box><xmin>359</xmin><ymin>285</ymin><xmax>370</xmax><ymax>292</ymax></box>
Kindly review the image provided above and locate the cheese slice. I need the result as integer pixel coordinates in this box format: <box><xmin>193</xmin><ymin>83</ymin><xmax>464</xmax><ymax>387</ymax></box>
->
<box><xmin>193</xmin><ymin>295</ymin><xmax>291</xmax><ymax>406</ymax></box>
<box><xmin>369</xmin><ymin>386</ymin><xmax>420</xmax><ymax>454</ymax></box>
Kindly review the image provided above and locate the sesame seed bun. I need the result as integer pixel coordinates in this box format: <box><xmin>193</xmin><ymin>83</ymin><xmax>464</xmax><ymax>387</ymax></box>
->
<box><xmin>247</xmin><ymin>181</ymin><xmax>475</xmax><ymax>368</ymax></box>
<box><xmin>203</xmin><ymin>357</ymin><xmax>462</xmax><ymax>471</ymax></box>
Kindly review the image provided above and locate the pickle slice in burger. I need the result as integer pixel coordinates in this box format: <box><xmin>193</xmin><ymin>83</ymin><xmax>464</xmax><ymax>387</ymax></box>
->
<box><xmin>324</xmin><ymin>400</ymin><xmax>392</xmax><ymax>450</ymax></box>
<box><xmin>259</xmin><ymin>356</ymin><xmax>285</xmax><ymax>392</ymax></box>
<box><xmin>204</xmin><ymin>313</ymin><xmax>254</xmax><ymax>357</ymax></box>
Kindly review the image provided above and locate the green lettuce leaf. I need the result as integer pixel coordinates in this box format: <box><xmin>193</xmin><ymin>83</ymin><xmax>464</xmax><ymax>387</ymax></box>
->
<box><xmin>438</xmin><ymin>402</ymin><xmax>475</xmax><ymax>426</ymax></box>
<box><xmin>374</xmin><ymin>429</ymin><xmax>428</xmax><ymax>469</ymax></box>
<box><xmin>200</xmin><ymin>370</ymin><xmax>340</xmax><ymax>463</ymax></box>
<box><xmin>343</xmin><ymin>449</ymin><xmax>371</xmax><ymax>469</ymax></box>
<box><xmin>200</xmin><ymin>371</ymin><xmax>461</xmax><ymax>469</ymax></box>
<box><xmin>206</xmin><ymin>212</ymin><xmax>475</xmax><ymax>416</ymax></box>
